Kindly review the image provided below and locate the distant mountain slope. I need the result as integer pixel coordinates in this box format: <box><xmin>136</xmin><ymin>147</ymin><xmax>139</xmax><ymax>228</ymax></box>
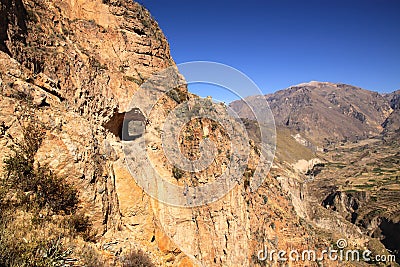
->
<box><xmin>385</xmin><ymin>90</ymin><xmax>400</xmax><ymax>109</ymax></box>
<box><xmin>230</xmin><ymin>81</ymin><xmax>393</xmax><ymax>148</ymax></box>
<box><xmin>383</xmin><ymin>90</ymin><xmax>400</xmax><ymax>140</ymax></box>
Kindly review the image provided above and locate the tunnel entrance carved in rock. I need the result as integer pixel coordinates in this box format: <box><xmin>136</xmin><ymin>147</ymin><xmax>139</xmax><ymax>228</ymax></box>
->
<box><xmin>104</xmin><ymin>108</ymin><xmax>146</xmax><ymax>141</ymax></box>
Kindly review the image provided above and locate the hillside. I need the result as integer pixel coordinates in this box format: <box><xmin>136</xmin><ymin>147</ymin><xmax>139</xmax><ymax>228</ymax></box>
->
<box><xmin>382</xmin><ymin>90</ymin><xmax>400</xmax><ymax>141</ymax></box>
<box><xmin>231</xmin><ymin>81</ymin><xmax>393</xmax><ymax>149</ymax></box>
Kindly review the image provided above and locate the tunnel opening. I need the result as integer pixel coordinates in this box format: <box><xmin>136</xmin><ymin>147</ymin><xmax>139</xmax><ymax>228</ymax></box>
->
<box><xmin>104</xmin><ymin>108</ymin><xmax>146</xmax><ymax>141</ymax></box>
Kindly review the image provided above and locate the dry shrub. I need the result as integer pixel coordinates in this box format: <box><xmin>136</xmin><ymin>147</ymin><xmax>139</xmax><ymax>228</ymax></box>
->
<box><xmin>0</xmin><ymin>211</ymin><xmax>69</xmax><ymax>267</ymax></box>
<box><xmin>3</xmin><ymin>117</ymin><xmax>78</xmax><ymax>214</ymax></box>
<box><xmin>72</xmin><ymin>243</ymin><xmax>105</xmax><ymax>267</ymax></box>
<box><xmin>67</xmin><ymin>212</ymin><xmax>96</xmax><ymax>242</ymax></box>
<box><xmin>121</xmin><ymin>250</ymin><xmax>155</xmax><ymax>267</ymax></box>
<box><xmin>0</xmin><ymin>110</ymin><xmax>89</xmax><ymax>266</ymax></box>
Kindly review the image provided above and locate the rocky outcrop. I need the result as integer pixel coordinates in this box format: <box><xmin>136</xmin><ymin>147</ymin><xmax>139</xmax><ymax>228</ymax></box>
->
<box><xmin>382</xmin><ymin>90</ymin><xmax>400</xmax><ymax>141</ymax></box>
<box><xmin>0</xmin><ymin>0</ymin><xmax>187</xmax><ymax>264</ymax></box>
<box><xmin>385</xmin><ymin>90</ymin><xmax>400</xmax><ymax>110</ymax></box>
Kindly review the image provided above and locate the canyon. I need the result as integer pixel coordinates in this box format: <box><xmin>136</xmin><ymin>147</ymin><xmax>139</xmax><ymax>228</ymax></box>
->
<box><xmin>0</xmin><ymin>0</ymin><xmax>399</xmax><ymax>266</ymax></box>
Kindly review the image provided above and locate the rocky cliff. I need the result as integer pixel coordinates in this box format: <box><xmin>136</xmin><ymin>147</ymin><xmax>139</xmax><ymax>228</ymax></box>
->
<box><xmin>0</xmin><ymin>0</ymin><xmax>186</xmax><ymax>265</ymax></box>
<box><xmin>383</xmin><ymin>90</ymin><xmax>400</xmax><ymax>141</ymax></box>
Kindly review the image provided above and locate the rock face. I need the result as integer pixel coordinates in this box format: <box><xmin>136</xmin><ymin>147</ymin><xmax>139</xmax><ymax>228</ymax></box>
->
<box><xmin>382</xmin><ymin>90</ymin><xmax>400</xmax><ymax>141</ymax></box>
<box><xmin>230</xmin><ymin>81</ymin><xmax>393</xmax><ymax>148</ymax></box>
<box><xmin>0</xmin><ymin>0</ymin><xmax>187</xmax><ymax>264</ymax></box>
<box><xmin>385</xmin><ymin>90</ymin><xmax>400</xmax><ymax>110</ymax></box>
<box><xmin>1</xmin><ymin>0</ymin><xmax>174</xmax><ymax>113</ymax></box>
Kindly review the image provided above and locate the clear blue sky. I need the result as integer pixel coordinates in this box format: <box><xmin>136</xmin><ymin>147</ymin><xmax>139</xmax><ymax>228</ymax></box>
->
<box><xmin>140</xmin><ymin>0</ymin><xmax>400</xmax><ymax>102</ymax></box>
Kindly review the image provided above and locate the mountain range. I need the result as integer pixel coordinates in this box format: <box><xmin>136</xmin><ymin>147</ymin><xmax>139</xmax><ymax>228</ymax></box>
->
<box><xmin>231</xmin><ymin>81</ymin><xmax>398</xmax><ymax>149</ymax></box>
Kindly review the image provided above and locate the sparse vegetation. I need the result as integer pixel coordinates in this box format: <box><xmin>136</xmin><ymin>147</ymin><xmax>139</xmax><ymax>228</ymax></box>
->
<box><xmin>67</xmin><ymin>212</ymin><xmax>95</xmax><ymax>242</ymax></box>
<box><xmin>262</xmin><ymin>195</ymin><xmax>268</xmax><ymax>204</ymax></box>
<box><xmin>121</xmin><ymin>249</ymin><xmax>155</xmax><ymax>267</ymax></box>
<box><xmin>0</xmin><ymin>109</ymin><xmax>96</xmax><ymax>265</ymax></box>
<box><xmin>124</xmin><ymin>75</ymin><xmax>143</xmax><ymax>85</ymax></box>
<box><xmin>172</xmin><ymin>166</ymin><xmax>184</xmax><ymax>179</ymax></box>
<box><xmin>0</xmin><ymin>216</ymin><xmax>70</xmax><ymax>267</ymax></box>
<box><xmin>3</xmin><ymin>117</ymin><xmax>78</xmax><ymax>214</ymax></box>
<box><xmin>166</xmin><ymin>88</ymin><xmax>187</xmax><ymax>104</ymax></box>
<box><xmin>76</xmin><ymin>244</ymin><xmax>105</xmax><ymax>267</ymax></box>
<box><xmin>0</xmin><ymin>121</ymin><xmax>9</xmax><ymax>137</ymax></box>
<box><xmin>89</xmin><ymin>56</ymin><xmax>108</xmax><ymax>70</ymax></box>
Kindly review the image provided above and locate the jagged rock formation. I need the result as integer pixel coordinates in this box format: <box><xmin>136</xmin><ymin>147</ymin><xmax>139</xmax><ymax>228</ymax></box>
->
<box><xmin>0</xmin><ymin>0</ymin><xmax>189</xmax><ymax>265</ymax></box>
<box><xmin>382</xmin><ymin>90</ymin><xmax>400</xmax><ymax>141</ymax></box>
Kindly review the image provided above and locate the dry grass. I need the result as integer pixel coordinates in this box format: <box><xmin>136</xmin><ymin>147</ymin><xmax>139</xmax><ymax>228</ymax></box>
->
<box><xmin>275</xmin><ymin>126</ymin><xmax>315</xmax><ymax>163</ymax></box>
<box><xmin>0</xmin><ymin>110</ymin><xmax>100</xmax><ymax>266</ymax></box>
<box><xmin>121</xmin><ymin>250</ymin><xmax>155</xmax><ymax>267</ymax></box>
